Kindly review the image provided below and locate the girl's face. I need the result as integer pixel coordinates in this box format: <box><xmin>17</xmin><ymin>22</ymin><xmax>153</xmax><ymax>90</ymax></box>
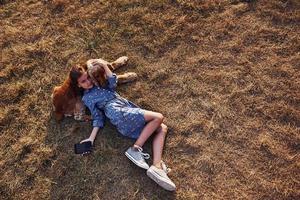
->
<box><xmin>77</xmin><ymin>72</ymin><xmax>93</xmax><ymax>89</ymax></box>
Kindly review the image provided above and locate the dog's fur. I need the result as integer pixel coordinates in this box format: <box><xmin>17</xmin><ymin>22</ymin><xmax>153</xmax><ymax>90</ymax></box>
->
<box><xmin>52</xmin><ymin>57</ymin><xmax>136</xmax><ymax>121</ymax></box>
<box><xmin>52</xmin><ymin>64</ymin><xmax>87</xmax><ymax>121</ymax></box>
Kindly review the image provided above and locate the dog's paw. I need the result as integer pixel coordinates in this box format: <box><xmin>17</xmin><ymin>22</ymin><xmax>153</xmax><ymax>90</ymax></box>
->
<box><xmin>112</xmin><ymin>56</ymin><xmax>129</xmax><ymax>70</ymax></box>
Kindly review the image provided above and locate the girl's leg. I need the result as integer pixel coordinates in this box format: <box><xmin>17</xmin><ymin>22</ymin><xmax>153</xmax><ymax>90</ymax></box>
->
<box><xmin>152</xmin><ymin>123</ymin><xmax>168</xmax><ymax>168</ymax></box>
<box><xmin>134</xmin><ymin>110</ymin><xmax>164</xmax><ymax>148</ymax></box>
<box><xmin>125</xmin><ymin>111</ymin><xmax>163</xmax><ymax>170</ymax></box>
<box><xmin>146</xmin><ymin>123</ymin><xmax>176</xmax><ymax>191</ymax></box>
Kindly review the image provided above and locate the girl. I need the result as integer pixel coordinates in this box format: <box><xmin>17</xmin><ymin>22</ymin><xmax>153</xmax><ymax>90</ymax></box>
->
<box><xmin>69</xmin><ymin>59</ymin><xmax>176</xmax><ymax>191</ymax></box>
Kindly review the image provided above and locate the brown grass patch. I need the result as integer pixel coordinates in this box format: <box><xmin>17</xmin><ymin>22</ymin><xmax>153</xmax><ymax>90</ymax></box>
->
<box><xmin>1</xmin><ymin>0</ymin><xmax>299</xmax><ymax>199</ymax></box>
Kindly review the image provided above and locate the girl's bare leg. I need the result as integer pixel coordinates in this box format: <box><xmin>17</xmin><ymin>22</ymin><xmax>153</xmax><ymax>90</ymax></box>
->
<box><xmin>152</xmin><ymin>123</ymin><xmax>168</xmax><ymax>168</ymax></box>
<box><xmin>134</xmin><ymin>111</ymin><xmax>164</xmax><ymax>148</ymax></box>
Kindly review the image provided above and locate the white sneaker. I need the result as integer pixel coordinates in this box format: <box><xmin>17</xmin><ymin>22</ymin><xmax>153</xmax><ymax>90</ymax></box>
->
<box><xmin>125</xmin><ymin>146</ymin><xmax>150</xmax><ymax>170</ymax></box>
<box><xmin>147</xmin><ymin>161</ymin><xmax>176</xmax><ymax>191</ymax></box>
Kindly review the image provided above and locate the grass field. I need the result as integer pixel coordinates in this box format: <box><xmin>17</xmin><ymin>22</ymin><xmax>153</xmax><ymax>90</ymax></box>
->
<box><xmin>0</xmin><ymin>0</ymin><xmax>299</xmax><ymax>199</ymax></box>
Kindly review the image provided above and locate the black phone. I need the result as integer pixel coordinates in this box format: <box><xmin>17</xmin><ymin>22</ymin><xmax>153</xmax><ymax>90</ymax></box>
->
<box><xmin>74</xmin><ymin>141</ymin><xmax>92</xmax><ymax>155</ymax></box>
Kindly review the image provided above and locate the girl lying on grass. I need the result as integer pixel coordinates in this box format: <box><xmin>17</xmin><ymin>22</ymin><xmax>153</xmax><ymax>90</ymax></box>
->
<box><xmin>69</xmin><ymin>59</ymin><xmax>176</xmax><ymax>191</ymax></box>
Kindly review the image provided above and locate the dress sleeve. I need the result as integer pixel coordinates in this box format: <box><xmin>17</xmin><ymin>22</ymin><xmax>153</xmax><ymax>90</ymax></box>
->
<box><xmin>107</xmin><ymin>73</ymin><xmax>117</xmax><ymax>91</ymax></box>
<box><xmin>85</xmin><ymin>101</ymin><xmax>105</xmax><ymax>128</ymax></box>
<box><xmin>91</xmin><ymin>104</ymin><xmax>105</xmax><ymax>128</ymax></box>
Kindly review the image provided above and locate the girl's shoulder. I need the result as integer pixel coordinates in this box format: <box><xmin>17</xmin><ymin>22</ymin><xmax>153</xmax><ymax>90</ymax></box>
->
<box><xmin>82</xmin><ymin>87</ymin><xmax>94</xmax><ymax>102</ymax></box>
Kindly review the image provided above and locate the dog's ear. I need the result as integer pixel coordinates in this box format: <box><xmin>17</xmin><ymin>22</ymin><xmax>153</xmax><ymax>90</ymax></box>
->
<box><xmin>95</xmin><ymin>66</ymin><xmax>106</xmax><ymax>87</ymax></box>
<box><xmin>88</xmin><ymin>71</ymin><xmax>100</xmax><ymax>87</ymax></box>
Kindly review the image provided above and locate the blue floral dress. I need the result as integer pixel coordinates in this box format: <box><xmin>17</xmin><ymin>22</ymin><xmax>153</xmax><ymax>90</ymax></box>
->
<box><xmin>82</xmin><ymin>74</ymin><xmax>146</xmax><ymax>139</ymax></box>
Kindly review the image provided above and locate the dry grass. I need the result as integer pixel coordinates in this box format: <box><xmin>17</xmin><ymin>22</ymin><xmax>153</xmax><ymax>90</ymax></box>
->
<box><xmin>1</xmin><ymin>0</ymin><xmax>300</xmax><ymax>199</ymax></box>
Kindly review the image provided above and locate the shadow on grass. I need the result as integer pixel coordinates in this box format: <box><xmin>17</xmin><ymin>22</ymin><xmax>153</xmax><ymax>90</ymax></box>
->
<box><xmin>45</xmin><ymin>116</ymin><xmax>176</xmax><ymax>199</ymax></box>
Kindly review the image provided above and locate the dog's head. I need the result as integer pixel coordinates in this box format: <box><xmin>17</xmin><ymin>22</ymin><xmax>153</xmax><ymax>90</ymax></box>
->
<box><xmin>87</xmin><ymin>61</ymin><xmax>111</xmax><ymax>87</ymax></box>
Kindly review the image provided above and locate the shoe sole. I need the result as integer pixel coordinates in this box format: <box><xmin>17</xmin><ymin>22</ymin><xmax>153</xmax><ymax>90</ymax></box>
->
<box><xmin>125</xmin><ymin>152</ymin><xmax>149</xmax><ymax>170</ymax></box>
<box><xmin>147</xmin><ymin>168</ymin><xmax>176</xmax><ymax>191</ymax></box>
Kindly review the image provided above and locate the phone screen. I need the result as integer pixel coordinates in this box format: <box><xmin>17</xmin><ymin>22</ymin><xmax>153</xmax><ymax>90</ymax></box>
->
<box><xmin>74</xmin><ymin>141</ymin><xmax>92</xmax><ymax>154</ymax></box>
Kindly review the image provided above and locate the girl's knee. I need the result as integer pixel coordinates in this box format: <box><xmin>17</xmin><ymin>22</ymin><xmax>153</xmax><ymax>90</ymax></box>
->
<box><xmin>144</xmin><ymin>111</ymin><xmax>164</xmax><ymax>122</ymax></box>
<box><xmin>161</xmin><ymin>124</ymin><xmax>168</xmax><ymax>134</ymax></box>
<box><xmin>155</xmin><ymin>113</ymin><xmax>164</xmax><ymax>124</ymax></box>
<box><xmin>157</xmin><ymin>123</ymin><xmax>168</xmax><ymax>135</ymax></box>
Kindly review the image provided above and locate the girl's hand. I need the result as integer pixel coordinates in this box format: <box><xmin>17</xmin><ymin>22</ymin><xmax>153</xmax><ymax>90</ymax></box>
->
<box><xmin>80</xmin><ymin>137</ymin><xmax>94</xmax><ymax>145</ymax></box>
<box><xmin>82</xmin><ymin>127</ymin><xmax>100</xmax><ymax>147</ymax></box>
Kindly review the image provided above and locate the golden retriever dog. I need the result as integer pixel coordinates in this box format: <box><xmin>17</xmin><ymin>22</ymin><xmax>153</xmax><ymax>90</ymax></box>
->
<box><xmin>51</xmin><ymin>56</ymin><xmax>137</xmax><ymax>121</ymax></box>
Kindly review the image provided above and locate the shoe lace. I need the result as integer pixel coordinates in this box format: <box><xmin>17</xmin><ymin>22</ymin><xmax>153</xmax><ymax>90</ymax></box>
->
<box><xmin>135</xmin><ymin>146</ymin><xmax>150</xmax><ymax>159</ymax></box>
<box><xmin>161</xmin><ymin>161</ymin><xmax>171</xmax><ymax>174</ymax></box>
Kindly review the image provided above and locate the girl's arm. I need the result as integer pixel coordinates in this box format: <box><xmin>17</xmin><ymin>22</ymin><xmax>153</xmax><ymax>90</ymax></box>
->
<box><xmin>90</xmin><ymin>59</ymin><xmax>113</xmax><ymax>78</ymax></box>
<box><xmin>96</xmin><ymin>62</ymin><xmax>117</xmax><ymax>90</ymax></box>
<box><xmin>88</xmin><ymin>59</ymin><xmax>113</xmax><ymax>78</ymax></box>
<box><xmin>81</xmin><ymin>98</ymin><xmax>105</xmax><ymax>145</ymax></box>
<box><xmin>102</xmin><ymin>62</ymin><xmax>113</xmax><ymax>78</ymax></box>
<box><xmin>81</xmin><ymin>127</ymin><xmax>100</xmax><ymax>144</ymax></box>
